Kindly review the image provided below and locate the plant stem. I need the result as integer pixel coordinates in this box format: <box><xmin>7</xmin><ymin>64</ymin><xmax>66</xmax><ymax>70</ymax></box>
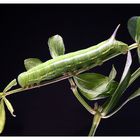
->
<box><xmin>5</xmin><ymin>77</ymin><xmax>96</xmax><ymax>116</ymax></box>
<box><xmin>128</xmin><ymin>67</ymin><xmax>140</xmax><ymax>86</ymax></box>
<box><xmin>68</xmin><ymin>78</ymin><xmax>96</xmax><ymax>115</ymax></box>
<box><xmin>102</xmin><ymin>88</ymin><xmax>140</xmax><ymax>119</ymax></box>
<box><xmin>88</xmin><ymin>111</ymin><xmax>102</xmax><ymax>136</ymax></box>
<box><xmin>102</xmin><ymin>99</ymin><xmax>129</xmax><ymax>119</ymax></box>
<box><xmin>5</xmin><ymin>74</ymin><xmax>71</xmax><ymax>97</ymax></box>
<box><xmin>5</xmin><ymin>88</ymin><xmax>24</xmax><ymax>96</ymax></box>
<box><xmin>129</xmin><ymin>43</ymin><xmax>138</xmax><ymax>50</ymax></box>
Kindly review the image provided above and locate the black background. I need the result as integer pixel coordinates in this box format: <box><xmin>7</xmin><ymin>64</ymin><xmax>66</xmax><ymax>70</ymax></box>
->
<box><xmin>0</xmin><ymin>4</ymin><xmax>140</xmax><ymax>136</ymax></box>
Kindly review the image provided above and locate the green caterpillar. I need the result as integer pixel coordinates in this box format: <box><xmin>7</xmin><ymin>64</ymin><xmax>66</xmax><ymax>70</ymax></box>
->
<box><xmin>17</xmin><ymin>27</ymin><xmax>128</xmax><ymax>88</ymax></box>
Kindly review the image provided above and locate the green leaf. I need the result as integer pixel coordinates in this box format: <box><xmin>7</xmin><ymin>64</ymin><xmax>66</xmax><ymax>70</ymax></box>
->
<box><xmin>120</xmin><ymin>51</ymin><xmax>132</xmax><ymax>83</ymax></box>
<box><xmin>128</xmin><ymin>16</ymin><xmax>140</xmax><ymax>44</ymax></box>
<box><xmin>108</xmin><ymin>65</ymin><xmax>117</xmax><ymax>81</ymax></box>
<box><xmin>103</xmin><ymin>51</ymin><xmax>132</xmax><ymax>115</ymax></box>
<box><xmin>103</xmin><ymin>88</ymin><xmax>140</xmax><ymax>119</ymax></box>
<box><xmin>129</xmin><ymin>67</ymin><xmax>140</xmax><ymax>86</ymax></box>
<box><xmin>24</xmin><ymin>58</ymin><xmax>42</xmax><ymax>70</ymax></box>
<box><xmin>74</xmin><ymin>73</ymin><xmax>118</xmax><ymax>100</ymax></box>
<box><xmin>3</xmin><ymin>97</ymin><xmax>16</xmax><ymax>117</ymax></box>
<box><xmin>0</xmin><ymin>99</ymin><xmax>6</xmax><ymax>134</ymax></box>
<box><xmin>3</xmin><ymin>79</ymin><xmax>17</xmax><ymax>93</ymax></box>
<box><xmin>128</xmin><ymin>88</ymin><xmax>140</xmax><ymax>100</ymax></box>
<box><xmin>48</xmin><ymin>35</ymin><xmax>65</xmax><ymax>58</ymax></box>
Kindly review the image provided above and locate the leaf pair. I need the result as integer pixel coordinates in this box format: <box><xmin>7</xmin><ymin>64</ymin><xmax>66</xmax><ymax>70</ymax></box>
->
<box><xmin>3</xmin><ymin>79</ymin><xmax>16</xmax><ymax>117</ymax></box>
<box><xmin>74</xmin><ymin>68</ymin><xmax>118</xmax><ymax>100</ymax></box>
<box><xmin>23</xmin><ymin>35</ymin><xmax>65</xmax><ymax>70</ymax></box>
<box><xmin>0</xmin><ymin>97</ymin><xmax>16</xmax><ymax>134</ymax></box>
<box><xmin>0</xmin><ymin>79</ymin><xmax>17</xmax><ymax>134</ymax></box>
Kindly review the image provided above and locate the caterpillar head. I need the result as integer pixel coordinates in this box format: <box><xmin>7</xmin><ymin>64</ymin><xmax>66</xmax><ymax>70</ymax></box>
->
<box><xmin>18</xmin><ymin>72</ymin><xmax>28</xmax><ymax>88</ymax></box>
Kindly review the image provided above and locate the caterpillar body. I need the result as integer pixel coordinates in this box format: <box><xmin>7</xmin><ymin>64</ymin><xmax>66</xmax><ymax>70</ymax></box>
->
<box><xmin>18</xmin><ymin>38</ymin><xmax>128</xmax><ymax>88</ymax></box>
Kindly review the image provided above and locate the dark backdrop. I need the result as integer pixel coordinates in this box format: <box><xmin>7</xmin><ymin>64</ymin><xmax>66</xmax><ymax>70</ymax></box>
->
<box><xmin>0</xmin><ymin>4</ymin><xmax>140</xmax><ymax>136</ymax></box>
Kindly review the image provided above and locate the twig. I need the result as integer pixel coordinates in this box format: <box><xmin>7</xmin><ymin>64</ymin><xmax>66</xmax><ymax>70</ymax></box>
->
<box><xmin>68</xmin><ymin>78</ymin><xmax>96</xmax><ymax>115</ymax></box>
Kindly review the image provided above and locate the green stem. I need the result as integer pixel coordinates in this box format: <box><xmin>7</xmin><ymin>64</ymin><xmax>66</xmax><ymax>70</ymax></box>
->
<box><xmin>68</xmin><ymin>78</ymin><xmax>96</xmax><ymax>115</ymax></box>
<box><xmin>5</xmin><ymin>88</ymin><xmax>24</xmax><ymax>96</ymax></box>
<box><xmin>128</xmin><ymin>67</ymin><xmax>140</xmax><ymax>87</ymax></box>
<box><xmin>88</xmin><ymin>111</ymin><xmax>102</xmax><ymax>136</ymax></box>
<box><xmin>102</xmin><ymin>99</ymin><xmax>129</xmax><ymax>119</ymax></box>
<box><xmin>102</xmin><ymin>88</ymin><xmax>140</xmax><ymax>119</ymax></box>
<box><xmin>5</xmin><ymin>74</ymin><xmax>71</xmax><ymax>97</ymax></box>
<box><xmin>128</xmin><ymin>43</ymin><xmax>138</xmax><ymax>50</ymax></box>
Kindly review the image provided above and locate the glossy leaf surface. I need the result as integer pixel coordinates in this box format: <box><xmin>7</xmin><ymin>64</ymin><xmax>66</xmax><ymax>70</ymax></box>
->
<box><xmin>3</xmin><ymin>79</ymin><xmax>17</xmax><ymax>93</ymax></box>
<box><xmin>128</xmin><ymin>88</ymin><xmax>140</xmax><ymax>100</ymax></box>
<box><xmin>0</xmin><ymin>99</ymin><xmax>5</xmax><ymax>134</ymax></box>
<box><xmin>3</xmin><ymin>98</ymin><xmax>16</xmax><ymax>117</ymax></box>
<box><xmin>108</xmin><ymin>65</ymin><xmax>117</xmax><ymax>81</ymax></box>
<box><xmin>128</xmin><ymin>16</ymin><xmax>140</xmax><ymax>44</ymax></box>
<box><xmin>74</xmin><ymin>73</ymin><xmax>118</xmax><ymax>100</ymax></box>
<box><xmin>24</xmin><ymin>58</ymin><xmax>42</xmax><ymax>70</ymax></box>
<box><xmin>48</xmin><ymin>35</ymin><xmax>65</xmax><ymax>58</ymax></box>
